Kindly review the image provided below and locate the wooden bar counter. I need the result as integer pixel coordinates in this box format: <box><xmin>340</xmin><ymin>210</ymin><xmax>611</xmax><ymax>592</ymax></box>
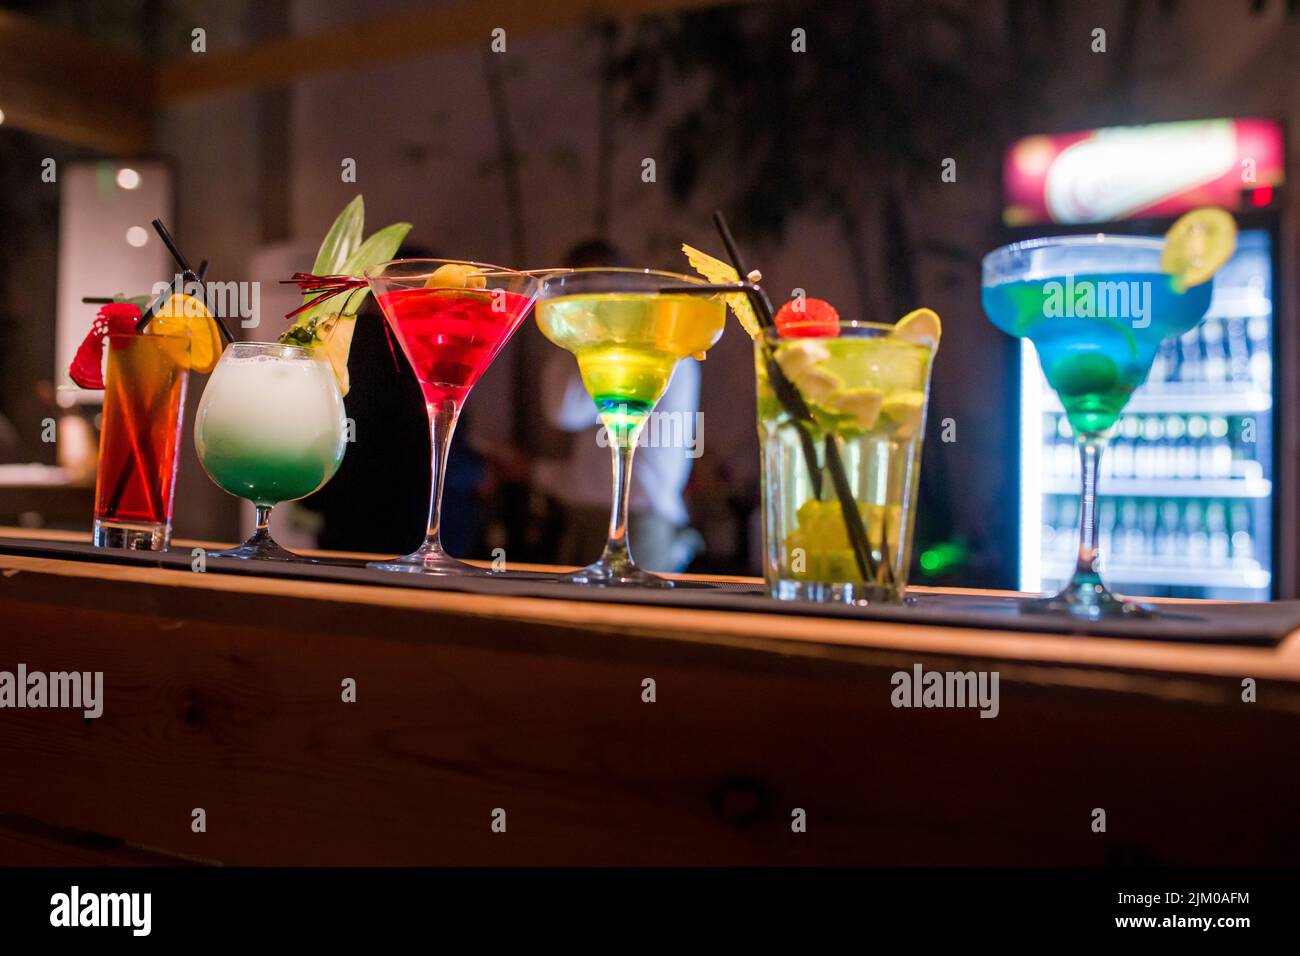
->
<box><xmin>1</xmin><ymin>528</ymin><xmax>1298</xmax><ymax>866</ymax></box>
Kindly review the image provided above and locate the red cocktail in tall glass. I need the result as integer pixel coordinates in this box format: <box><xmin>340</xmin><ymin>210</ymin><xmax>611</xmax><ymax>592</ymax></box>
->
<box><xmin>93</xmin><ymin>331</ymin><xmax>190</xmax><ymax>549</ymax></box>
<box><xmin>366</xmin><ymin>259</ymin><xmax>540</xmax><ymax>574</ymax></box>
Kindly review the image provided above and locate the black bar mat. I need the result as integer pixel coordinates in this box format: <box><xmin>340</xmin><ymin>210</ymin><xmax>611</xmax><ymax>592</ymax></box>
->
<box><xmin>1</xmin><ymin>536</ymin><xmax>1295</xmax><ymax>647</ymax></box>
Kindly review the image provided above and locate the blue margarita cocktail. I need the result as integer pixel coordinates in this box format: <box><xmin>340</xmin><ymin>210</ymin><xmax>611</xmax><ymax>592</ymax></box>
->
<box><xmin>983</xmin><ymin>216</ymin><xmax>1235</xmax><ymax>619</ymax></box>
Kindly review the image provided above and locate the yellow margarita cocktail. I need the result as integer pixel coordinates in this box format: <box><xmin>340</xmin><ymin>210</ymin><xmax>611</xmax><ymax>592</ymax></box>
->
<box><xmin>536</xmin><ymin>269</ymin><xmax>726</xmax><ymax>587</ymax></box>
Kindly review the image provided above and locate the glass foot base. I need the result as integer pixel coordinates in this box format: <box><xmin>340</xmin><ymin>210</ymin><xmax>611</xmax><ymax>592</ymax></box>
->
<box><xmin>93</xmin><ymin>519</ymin><xmax>169</xmax><ymax>551</ymax></box>
<box><xmin>771</xmin><ymin>579</ymin><xmax>901</xmax><ymax>605</ymax></box>
<box><xmin>1022</xmin><ymin>579</ymin><xmax>1152</xmax><ymax>621</ymax></box>
<box><xmin>563</xmin><ymin>560</ymin><xmax>672</xmax><ymax>588</ymax></box>
<box><xmin>207</xmin><ymin>536</ymin><xmax>308</xmax><ymax>562</ymax></box>
<box><xmin>367</xmin><ymin>547</ymin><xmax>487</xmax><ymax>576</ymax></box>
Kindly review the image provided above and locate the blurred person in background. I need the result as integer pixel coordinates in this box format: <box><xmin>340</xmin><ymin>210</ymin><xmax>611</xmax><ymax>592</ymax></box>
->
<box><xmin>534</xmin><ymin>239</ymin><xmax>703</xmax><ymax>573</ymax></box>
<box><xmin>0</xmin><ymin>413</ymin><xmax>20</xmax><ymax>464</ymax></box>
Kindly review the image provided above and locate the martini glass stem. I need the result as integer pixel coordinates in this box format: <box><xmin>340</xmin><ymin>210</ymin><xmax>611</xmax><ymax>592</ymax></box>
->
<box><xmin>1073</xmin><ymin>436</ymin><xmax>1105</xmax><ymax>582</ymax></box>
<box><xmin>423</xmin><ymin>398</ymin><xmax>459</xmax><ymax>556</ymax></box>
<box><xmin>600</xmin><ymin>426</ymin><xmax>640</xmax><ymax>569</ymax></box>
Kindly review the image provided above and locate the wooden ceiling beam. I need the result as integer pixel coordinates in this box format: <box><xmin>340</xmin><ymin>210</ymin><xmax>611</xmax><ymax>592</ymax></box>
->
<box><xmin>0</xmin><ymin>0</ymin><xmax>752</xmax><ymax>149</ymax></box>
<box><xmin>0</xmin><ymin>11</ymin><xmax>151</xmax><ymax>153</ymax></box>
<box><xmin>157</xmin><ymin>0</ymin><xmax>754</xmax><ymax>102</ymax></box>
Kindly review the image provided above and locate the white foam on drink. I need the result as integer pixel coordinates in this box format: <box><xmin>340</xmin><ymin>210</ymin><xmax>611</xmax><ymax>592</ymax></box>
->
<box><xmin>196</xmin><ymin>351</ymin><xmax>345</xmax><ymax>457</ymax></box>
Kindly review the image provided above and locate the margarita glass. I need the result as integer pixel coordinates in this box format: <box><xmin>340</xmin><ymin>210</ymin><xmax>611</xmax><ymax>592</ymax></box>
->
<box><xmin>535</xmin><ymin>268</ymin><xmax>726</xmax><ymax>587</ymax></box>
<box><xmin>195</xmin><ymin>341</ymin><xmax>347</xmax><ymax>560</ymax></box>
<box><xmin>982</xmin><ymin>235</ymin><xmax>1214</xmax><ymax>617</ymax></box>
<box><xmin>366</xmin><ymin>259</ymin><xmax>539</xmax><ymax>575</ymax></box>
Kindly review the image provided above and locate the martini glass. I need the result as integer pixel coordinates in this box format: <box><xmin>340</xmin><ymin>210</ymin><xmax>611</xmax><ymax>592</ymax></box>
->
<box><xmin>366</xmin><ymin>259</ymin><xmax>540</xmax><ymax>575</ymax></box>
<box><xmin>981</xmin><ymin>235</ymin><xmax>1214</xmax><ymax>618</ymax></box>
<box><xmin>535</xmin><ymin>268</ymin><xmax>726</xmax><ymax>587</ymax></box>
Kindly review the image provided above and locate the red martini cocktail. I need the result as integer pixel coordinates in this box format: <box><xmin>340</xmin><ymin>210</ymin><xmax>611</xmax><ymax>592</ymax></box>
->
<box><xmin>367</xmin><ymin>259</ymin><xmax>540</xmax><ymax>574</ymax></box>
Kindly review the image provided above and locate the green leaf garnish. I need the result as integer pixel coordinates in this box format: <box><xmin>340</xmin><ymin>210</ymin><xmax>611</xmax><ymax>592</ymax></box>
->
<box><xmin>311</xmin><ymin>195</ymin><xmax>365</xmax><ymax>282</ymax></box>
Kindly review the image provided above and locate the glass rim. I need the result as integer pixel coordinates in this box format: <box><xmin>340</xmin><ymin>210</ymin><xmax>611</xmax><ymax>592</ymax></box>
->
<box><xmin>983</xmin><ymin>232</ymin><xmax>1164</xmax><ymax>265</ymax></box>
<box><xmin>107</xmin><ymin>329</ymin><xmax>189</xmax><ymax>341</ymax></box>
<box><xmin>224</xmin><ymin>340</ymin><xmax>316</xmax><ymax>359</ymax></box>
<box><xmin>536</xmin><ymin>266</ymin><xmax>713</xmax><ymax>286</ymax></box>
<box><xmin>759</xmin><ymin>319</ymin><xmax>907</xmax><ymax>344</ymax></box>
<box><xmin>365</xmin><ymin>257</ymin><xmax>524</xmax><ymax>280</ymax></box>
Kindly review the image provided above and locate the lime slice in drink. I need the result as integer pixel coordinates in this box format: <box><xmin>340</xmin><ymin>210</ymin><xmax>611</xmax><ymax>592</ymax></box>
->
<box><xmin>794</xmin><ymin>366</ymin><xmax>845</xmax><ymax>406</ymax></box>
<box><xmin>881</xmin><ymin>390</ymin><xmax>926</xmax><ymax>439</ymax></box>
<box><xmin>774</xmin><ymin>340</ymin><xmax>831</xmax><ymax>379</ymax></box>
<box><xmin>824</xmin><ymin>387</ymin><xmax>884</xmax><ymax>431</ymax></box>
<box><xmin>1161</xmin><ymin>208</ymin><xmax>1237</xmax><ymax>292</ymax></box>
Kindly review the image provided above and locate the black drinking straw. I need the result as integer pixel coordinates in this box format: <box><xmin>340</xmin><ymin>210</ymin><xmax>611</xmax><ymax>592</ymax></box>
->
<box><xmin>139</xmin><ymin>220</ymin><xmax>235</xmax><ymax>343</ymax></box>
<box><xmin>709</xmin><ymin>211</ymin><xmax>877</xmax><ymax>583</ymax></box>
<box><xmin>106</xmin><ymin>259</ymin><xmax>214</xmax><ymax>522</ymax></box>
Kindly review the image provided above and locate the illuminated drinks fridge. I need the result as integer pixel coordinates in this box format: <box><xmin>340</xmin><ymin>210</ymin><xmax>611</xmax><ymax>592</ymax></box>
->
<box><xmin>1000</xmin><ymin>119</ymin><xmax>1285</xmax><ymax>603</ymax></box>
<box><xmin>366</xmin><ymin>259</ymin><xmax>540</xmax><ymax>575</ymax></box>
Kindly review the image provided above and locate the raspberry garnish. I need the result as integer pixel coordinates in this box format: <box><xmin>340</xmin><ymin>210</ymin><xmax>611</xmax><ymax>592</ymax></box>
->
<box><xmin>775</xmin><ymin>297</ymin><xmax>840</xmax><ymax>338</ymax></box>
<box><xmin>68</xmin><ymin>303</ymin><xmax>142</xmax><ymax>389</ymax></box>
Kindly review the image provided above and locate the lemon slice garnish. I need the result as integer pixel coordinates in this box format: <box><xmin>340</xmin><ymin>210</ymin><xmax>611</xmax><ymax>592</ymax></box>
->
<box><xmin>893</xmin><ymin>308</ymin><xmax>942</xmax><ymax>347</ymax></box>
<box><xmin>681</xmin><ymin>243</ymin><xmax>761</xmax><ymax>339</ymax></box>
<box><xmin>148</xmin><ymin>293</ymin><xmax>221</xmax><ymax>373</ymax></box>
<box><xmin>1161</xmin><ymin>208</ymin><xmax>1237</xmax><ymax>292</ymax></box>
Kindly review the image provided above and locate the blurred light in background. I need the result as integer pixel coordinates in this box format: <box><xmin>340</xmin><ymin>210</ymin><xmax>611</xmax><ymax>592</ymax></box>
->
<box><xmin>56</xmin><ymin>160</ymin><xmax>172</xmax><ymax>400</ymax></box>
<box><xmin>116</xmin><ymin>167</ymin><xmax>142</xmax><ymax>190</ymax></box>
<box><xmin>0</xmin><ymin>108</ymin><xmax>5</xmax><ymax>125</ymax></box>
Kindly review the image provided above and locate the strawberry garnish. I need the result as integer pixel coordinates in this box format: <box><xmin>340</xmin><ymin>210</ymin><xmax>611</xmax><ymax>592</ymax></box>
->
<box><xmin>775</xmin><ymin>297</ymin><xmax>840</xmax><ymax>338</ymax></box>
<box><xmin>69</xmin><ymin>303</ymin><xmax>142</xmax><ymax>389</ymax></box>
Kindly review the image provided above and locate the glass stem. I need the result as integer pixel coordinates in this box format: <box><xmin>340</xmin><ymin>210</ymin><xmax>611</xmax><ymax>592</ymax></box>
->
<box><xmin>1073</xmin><ymin>436</ymin><xmax>1106</xmax><ymax>580</ymax></box>
<box><xmin>243</xmin><ymin>503</ymin><xmax>274</xmax><ymax>547</ymax></box>
<box><xmin>601</xmin><ymin>427</ymin><xmax>640</xmax><ymax>567</ymax></box>
<box><xmin>424</xmin><ymin>399</ymin><xmax>459</xmax><ymax>554</ymax></box>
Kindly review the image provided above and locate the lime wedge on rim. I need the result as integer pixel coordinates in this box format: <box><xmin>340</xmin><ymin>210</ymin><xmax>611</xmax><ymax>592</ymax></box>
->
<box><xmin>893</xmin><ymin>308</ymin><xmax>941</xmax><ymax>347</ymax></box>
<box><xmin>1161</xmin><ymin>208</ymin><xmax>1237</xmax><ymax>293</ymax></box>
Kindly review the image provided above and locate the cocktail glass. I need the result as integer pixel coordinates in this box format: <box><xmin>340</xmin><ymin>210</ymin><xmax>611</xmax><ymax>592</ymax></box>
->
<box><xmin>92</xmin><ymin>330</ymin><xmax>191</xmax><ymax>550</ymax></box>
<box><xmin>535</xmin><ymin>268</ymin><xmax>726</xmax><ymax>587</ymax></box>
<box><xmin>981</xmin><ymin>235</ymin><xmax>1214</xmax><ymax>618</ymax></box>
<box><xmin>194</xmin><ymin>341</ymin><xmax>347</xmax><ymax>560</ymax></box>
<box><xmin>757</xmin><ymin>322</ymin><xmax>937</xmax><ymax>603</ymax></box>
<box><xmin>365</xmin><ymin>259</ymin><xmax>540</xmax><ymax>575</ymax></box>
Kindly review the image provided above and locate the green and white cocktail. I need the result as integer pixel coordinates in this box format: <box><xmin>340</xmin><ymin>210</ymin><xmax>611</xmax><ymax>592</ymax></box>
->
<box><xmin>195</xmin><ymin>341</ymin><xmax>346</xmax><ymax>560</ymax></box>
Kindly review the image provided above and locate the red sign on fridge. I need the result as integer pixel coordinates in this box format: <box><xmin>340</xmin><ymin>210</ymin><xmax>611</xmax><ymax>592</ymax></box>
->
<box><xmin>1003</xmin><ymin>118</ymin><xmax>1284</xmax><ymax>226</ymax></box>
